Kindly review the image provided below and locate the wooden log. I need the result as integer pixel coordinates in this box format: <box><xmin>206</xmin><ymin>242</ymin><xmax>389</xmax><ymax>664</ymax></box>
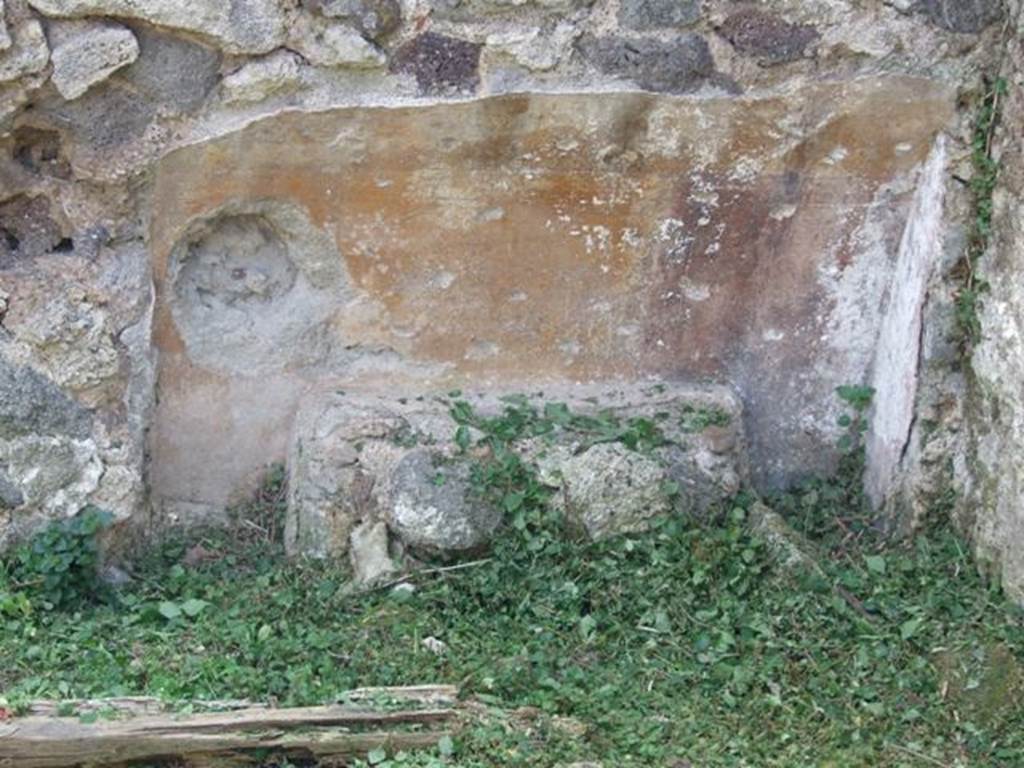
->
<box><xmin>342</xmin><ymin>685</ymin><xmax>458</xmax><ymax>706</ymax></box>
<box><xmin>24</xmin><ymin>698</ymin><xmax>262</xmax><ymax>718</ymax></box>
<box><xmin>0</xmin><ymin>688</ymin><xmax>459</xmax><ymax>768</ymax></box>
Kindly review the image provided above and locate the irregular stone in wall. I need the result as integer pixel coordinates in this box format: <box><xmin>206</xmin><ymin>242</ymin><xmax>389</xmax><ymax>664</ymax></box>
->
<box><xmin>0</xmin><ymin>435</ymin><xmax>102</xmax><ymax>519</ymax></box>
<box><xmin>221</xmin><ymin>50</ymin><xmax>304</xmax><ymax>105</ymax></box>
<box><xmin>125</xmin><ymin>26</ymin><xmax>221</xmax><ymax>113</ymax></box>
<box><xmin>0</xmin><ymin>195</ymin><xmax>66</xmax><ymax>267</ymax></box>
<box><xmin>290</xmin><ymin>18</ymin><xmax>385</xmax><ymax>69</ymax></box>
<box><xmin>5</xmin><ymin>285</ymin><xmax>122</xmax><ymax>399</ymax></box>
<box><xmin>618</xmin><ymin>0</ymin><xmax>700</xmax><ymax>31</ymax></box>
<box><xmin>485</xmin><ymin>22</ymin><xmax>579</xmax><ymax>72</ymax></box>
<box><xmin>0</xmin><ymin>359</ymin><xmax>92</xmax><ymax>441</ymax></box>
<box><xmin>918</xmin><ymin>0</ymin><xmax>1003</xmax><ymax>33</ymax></box>
<box><xmin>285</xmin><ymin>384</ymin><xmax>747</xmax><ymax>558</ymax></box>
<box><xmin>0</xmin><ymin>470</ymin><xmax>23</xmax><ymax>509</ymax></box>
<box><xmin>433</xmin><ymin>0</ymin><xmax>593</xmax><ymax>19</ymax></box>
<box><xmin>36</xmin><ymin>80</ymin><xmax>153</xmax><ymax>150</ymax></box>
<box><xmin>48</xmin><ymin>20</ymin><xmax>139</xmax><ymax>100</ymax></box>
<box><xmin>27</xmin><ymin>0</ymin><xmax>286</xmax><ymax>54</ymax></box>
<box><xmin>391</xmin><ymin>32</ymin><xmax>481</xmax><ymax>94</ymax></box>
<box><xmin>303</xmin><ymin>0</ymin><xmax>400</xmax><ymax>42</ymax></box>
<box><xmin>34</xmin><ymin>27</ymin><xmax>219</xmax><ymax>151</ymax></box>
<box><xmin>0</xmin><ymin>1</ymin><xmax>11</xmax><ymax>53</ymax></box>
<box><xmin>576</xmin><ymin>34</ymin><xmax>714</xmax><ymax>93</ymax></box>
<box><xmin>0</xmin><ymin>17</ymin><xmax>47</xmax><ymax>83</ymax></box>
<box><xmin>718</xmin><ymin>9</ymin><xmax>818</xmax><ymax>66</ymax></box>
<box><xmin>285</xmin><ymin>401</ymin><xmax>388</xmax><ymax>559</ymax></box>
<box><xmin>0</xmin><ymin>235</ymin><xmax>153</xmax><ymax>544</ymax></box>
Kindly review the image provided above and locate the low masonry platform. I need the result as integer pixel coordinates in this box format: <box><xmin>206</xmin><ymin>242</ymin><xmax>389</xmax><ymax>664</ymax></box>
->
<box><xmin>285</xmin><ymin>380</ymin><xmax>748</xmax><ymax>563</ymax></box>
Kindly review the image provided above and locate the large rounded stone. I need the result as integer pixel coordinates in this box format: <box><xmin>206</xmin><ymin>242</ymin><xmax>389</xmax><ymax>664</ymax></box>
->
<box><xmin>560</xmin><ymin>442</ymin><xmax>671</xmax><ymax>540</ymax></box>
<box><xmin>386</xmin><ymin>450</ymin><xmax>501</xmax><ymax>558</ymax></box>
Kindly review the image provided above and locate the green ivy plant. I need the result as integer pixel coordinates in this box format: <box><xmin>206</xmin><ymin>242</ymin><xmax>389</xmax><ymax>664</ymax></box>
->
<box><xmin>770</xmin><ymin>385</ymin><xmax>875</xmax><ymax>544</ymax></box>
<box><xmin>835</xmin><ymin>384</ymin><xmax>874</xmax><ymax>456</ymax></box>
<box><xmin>955</xmin><ymin>76</ymin><xmax>1008</xmax><ymax>352</ymax></box>
<box><xmin>8</xmin><ymin>505</ymin><xmax>114</xmax><ymax>609</ymax></box>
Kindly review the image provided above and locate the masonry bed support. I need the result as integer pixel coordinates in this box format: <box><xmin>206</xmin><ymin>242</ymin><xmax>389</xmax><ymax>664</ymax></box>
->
<box><xmin>0</xmin><ymin>686</ymin><xmax>459</xmax><ymax>767</ymax></box>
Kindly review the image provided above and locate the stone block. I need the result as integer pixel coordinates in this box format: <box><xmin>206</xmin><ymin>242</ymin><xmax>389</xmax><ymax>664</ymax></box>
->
<box><xmin>917</xmin><ymin>0</ymin><xmax>1003</xmax><ymax>33</ymax></box>
<box><xmin>285</xmin><ymin>382</ymin><xmax>748</xmax><ymax>558</ymax></box>
<box><xmin>0</xmin><ymin>17</ymin><xmax>47</xmax><ymax>83</ymax></box>
<box><xmin>28</xmin><ymin>0</ymin><xmax>286</xmax><ymax>54</ymax></box>
<box><xmin>124</xmin><ymin>26</ymin><xmax>221</xmax><ymax>113</ymax></box>
<box><xmin>557</xmin><ymin>443</ymin><xmax>672</xmax><ymax>540</ymax></box>
<box><xmin>0</xmin><ymin>1</ymin><xmax>10</xmax><ymax>53</ymax></box>
<box><xmin>303</xmin><ymin>0</ymin><xmax>401</xmax><ymax>41</ymax></box>
<box><xmin>717</xmin><ymin>9</ymin><xmax>818</xmax><ymax>66</ymax></box>
<box><xmin>576</xmin><ymin>34</ymin><xmax>715</xmax><ymax>93</ymax></box>
<box><xmin>391</xmin><ymin>32</ymin><xmax>482</xmax><ymax>94</ymax></box>
<box><xmin>221</xmin><ymin>50</ymin><xmax>304</xmax><ymax>105</ymax></box>
<box><xmin>618</xmin><ymin>0</ymin><xmax>700</xmax><ymax>31</ymax></box>
<box><xmin>431</xmin><ymin>0</ymin><xmax>593</xmax><ymax>20</ymax></box>
<box><xmin>48</xmin><ymin>20</ymin><xmax>139</xmax><ymax>100</ymax></box>
<box><xmin>0</xmin><ymin>359</ymin><xmax>92</xmax><ymax>441</ymax></box>
<box><xmin>291</xmin><ymin>19</ymin><xmax>385</xmax><ymax>69</ymax></box>
<box><xmin>485</xmin><ymin>23</ymin><xmax>579</xmax><ymax>72</ymax></box>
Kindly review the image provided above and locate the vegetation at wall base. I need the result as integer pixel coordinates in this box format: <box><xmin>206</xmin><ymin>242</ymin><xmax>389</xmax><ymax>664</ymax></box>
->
<box><xmin>3</xmin><ymin>507</ymin><xmax>1023</xmax><ymax>765</ymax></box>
<box><xmin>2</xmin><ymin>391</ymin><xmax>1023</xmax><ymax>766</ymax></box>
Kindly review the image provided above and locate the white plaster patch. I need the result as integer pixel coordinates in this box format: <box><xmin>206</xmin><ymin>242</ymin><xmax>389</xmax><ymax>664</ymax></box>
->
<box><xmin>865</xmin><ymin>137</ymin><xmax>947</xmax><ymax>508</ymax></box>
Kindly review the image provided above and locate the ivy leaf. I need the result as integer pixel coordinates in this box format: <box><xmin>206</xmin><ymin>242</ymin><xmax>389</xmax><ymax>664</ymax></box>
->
<box><xmin>158</xmin><ymin>601</ymin><xmax>181</xmax><ymax>620</ymax></box>
<box><xmin>865</xmin><ymin>555</ymin><xmax>887</xmax><ymax>575</ymax></box>
<box><xmin>367</xmin><ymin>747</ymin><xmax>387</xmax><ymax>765</ymax></box>
<box><xmin>503</xmin><ymin>492</ymin><xmax>524</xmax><ymax>513</ymax></box>
<box><xmin>437</xmin><ymin>734</ymin><xmax>455</xmax><ymax>757</ymax></box>
<box><xmin>900</xmin><ymin>617</ymin><xmax>923</xmax><ymax>641</ymax></box>
<box><xmin>454</xmin><ymin>425</ymin><xmax>471</xmax><ymax>452</ymax></box>
<box><xmin>579</xmin><ymin>614</ymin><xmax>597</xmax><ymax>642</ymax></box>
<box><xmin>181</xmin><ymin>598</ymin><xmax>209</xmax><ymax>618</ymax></box>
<box><xmin>449</xmin><ymin>401</ymin><xmax>474</xmax><ymax>425</ymax></box>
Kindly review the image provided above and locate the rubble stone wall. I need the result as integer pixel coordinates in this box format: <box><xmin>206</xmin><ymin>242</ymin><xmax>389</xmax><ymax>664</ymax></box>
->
<box><xmin>962</xmin><ymin>0</ymin><xmax>1024</xmax><ymax>603</ymax></box>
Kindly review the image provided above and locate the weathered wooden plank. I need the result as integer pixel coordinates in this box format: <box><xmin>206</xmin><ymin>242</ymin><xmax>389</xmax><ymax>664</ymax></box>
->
<box><xmin>1</xmin><ymin>726</ymin><xmax>450</xmax><ymax>768</ymax></box>
<box><xmin>25</xmin><ymin>698</ymin><xmax>262</xmax><ymax>718</ymax></box>
<box><xmin>343</xmin><ymin>685</ymin><xmax>458</xmax><ymax>706</ymax></box>
<box><xmin>0</xmin><ymin>689</ymin><xmax>460</xmax><ymax>768</ymax></box>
